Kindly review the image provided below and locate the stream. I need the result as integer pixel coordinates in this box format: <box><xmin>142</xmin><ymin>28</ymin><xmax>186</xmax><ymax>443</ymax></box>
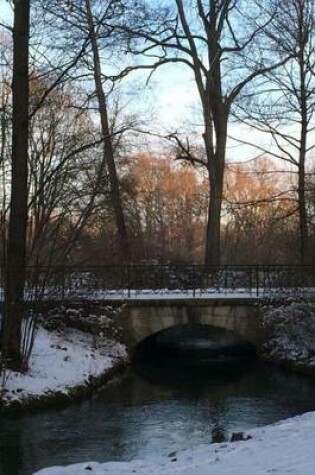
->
<box><xmin>2</xmin><ymin>360</ymin><xmax>315</xmax><ymax>475</ymax></box>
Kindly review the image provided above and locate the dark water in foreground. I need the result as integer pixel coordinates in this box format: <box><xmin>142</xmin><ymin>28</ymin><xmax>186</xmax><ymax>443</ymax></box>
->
<box><xmin>2</xmin><ymin>361</ymin><xmax>315</xmax><ymax>475</ymax></box>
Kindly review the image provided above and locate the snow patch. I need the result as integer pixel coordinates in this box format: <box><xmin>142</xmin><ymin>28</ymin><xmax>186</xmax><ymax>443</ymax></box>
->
<box><xmin>1</xmin><ymin>326</ymin><xmax>127</xmax><ymax>408</ymax></box>
<box><xmin>262</xmin><ymin>302</ymin><xmax>315</xmax><ymax>368</ymax></box>
<box><xmin>33</xmin><ymin>411</ymin><xmax>315</xmax><ymax>475</ymax></box>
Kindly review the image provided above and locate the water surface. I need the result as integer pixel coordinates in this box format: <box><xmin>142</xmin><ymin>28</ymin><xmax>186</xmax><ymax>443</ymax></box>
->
<box><xmin>1</xmin><ymin>361</ymin><xmax>315</xmax><ymax>475</ymax></box>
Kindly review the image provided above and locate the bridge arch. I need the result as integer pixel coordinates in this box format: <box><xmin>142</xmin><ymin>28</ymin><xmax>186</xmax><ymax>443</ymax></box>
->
<box><xmin>119</xmin><ymin>298</ymin><xmax>262</xmax><ymax>350</ymax></box>
<box><xmin>132</xmin><ymin>322</ymin><xmax>257</xmax><ymax>365</ymax></box>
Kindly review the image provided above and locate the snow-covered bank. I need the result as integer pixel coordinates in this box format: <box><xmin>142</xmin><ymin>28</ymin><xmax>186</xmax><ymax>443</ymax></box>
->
<box><xmin>33</xmin><ymin>411</ymin><xmax>315</xmax><ymax>475</ymax></box>
<box><xmin>4</xmin><ymin>300</ymin><xmax>315</xmax><ymax>475</ymax></box>
<box><xmin>262</xmin><ymin>302</ymin><xmax>315</xmax><ymax>372</ymax></box>
<box><xmin>0</xmin><ymin>325</ymin><xmax>128</xmax><ymax>410</ymax></box>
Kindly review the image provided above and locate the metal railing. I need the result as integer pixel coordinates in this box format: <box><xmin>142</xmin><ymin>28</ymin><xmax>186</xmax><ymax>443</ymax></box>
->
<box><xmin>1</xmin><ymin>265</ymin><xmax>315</xmax><ymax>301</ymax></box>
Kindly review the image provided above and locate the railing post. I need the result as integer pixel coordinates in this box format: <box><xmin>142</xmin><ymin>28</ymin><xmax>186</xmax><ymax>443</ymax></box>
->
<box><xmin>16</xmin><ymin>264</ymin><xmax>315</xmax><ymax>303</ymax></box>
<box><xmin>224</xmin><ymin>266</ymin><xmax>228</xmax><ymax>295</ymax></box>
<box><xmin>256</xmin><ymin>265</ymin><xmax>259</xmax><ymax>297</ymax></box>
<box><xmin>127</xmin><ymin>266</ymin><xmax>131</xmax><ymax>299</ymax></box>
<box><xmin>61</xmin><ymin>266</ymin><xmax>65</xmax><ymax>302</ymax></box>
<box><xmin>249</xmin><ymin>265</ymin><xmax>252</xmax><ymax>296</ymax></box>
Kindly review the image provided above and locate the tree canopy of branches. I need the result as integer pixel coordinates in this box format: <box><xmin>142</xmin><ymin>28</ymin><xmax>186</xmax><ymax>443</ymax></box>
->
<box><xmin>119</xmin><ymin>0</ymin><xmax>291</xmax><ymax>264</ymax></box>
<box><xmin>223</xmin><ymin>158</ymin><xmax>297</xmax><ymax>263</ymax></box>
<box><xmin>36</xmin><ymin>0</ymin><xmax>131</xmax><ymax>261</ymax></box>
<box><xmin>235</xmin><ymin>0</ymin><xmax>315</xmax><ymax>264</ymax></box>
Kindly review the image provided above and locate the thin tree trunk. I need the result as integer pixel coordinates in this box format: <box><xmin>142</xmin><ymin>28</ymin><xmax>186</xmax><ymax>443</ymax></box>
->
<box><xmin>298</xmin><ymin>43</ymin><xmax>309</xmax><ymax>264</ymax></box>
<box><xmin>298</xmin><ymin>161</ymin><xmax>308</xmax><ymax>264</ymax></box>
<box><xmin>3</xmin><ymin>0</ymin><xmax>30</xmax><ymax>371</ymax></box>
<box><xmin>85</xmin><ymin>0</ymin><xmax>130</xmax><ymax>262</ymax></box>
<box><xmin>0</xmin><ymin>88</ymin><xmax>8</xmax><ymax>267</ymax></box>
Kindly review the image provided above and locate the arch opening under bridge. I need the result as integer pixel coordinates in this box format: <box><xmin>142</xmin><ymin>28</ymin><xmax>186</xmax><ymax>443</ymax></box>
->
<box><xmin>118</xmin><ymin>298</ymin><xmax>262</xmax><ymax>350</ymax></box>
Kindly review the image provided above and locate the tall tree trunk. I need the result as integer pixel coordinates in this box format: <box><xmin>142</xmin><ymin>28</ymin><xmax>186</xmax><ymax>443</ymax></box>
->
<box><xmin>2</xmin><ymin>0</ymin><xmax>30</xmax><ymax>371</ymax></box>
<box><xmin>298</xmin><ymin>161</ymin><xmax>308</xmax><ymax>264</ymax></box>
<box><xmin>203</xmin><ymin>100</ymin><xmax>227</xmax><ymax>266</ymax></box>
<box><xmin>205</xmin><ymin>168</ymin><xmax>224</xmax><ymax>266</ymax></box>
<box><xmin>85</xmin><ymin>0</ymin><xmax>130</xmax><ymax>262</ymax></box>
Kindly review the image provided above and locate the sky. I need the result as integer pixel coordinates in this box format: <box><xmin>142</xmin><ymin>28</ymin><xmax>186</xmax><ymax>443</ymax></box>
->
<box><xmin>0</xmin><ymin>0</ymin><xmax>207</xmax><ymax>152</ymax></box>
<box><xmin>0</xmin><ymin>0</ymin><xmax>301</xmax><ymax>166</ymax></box>
<box><xmin>0</xmin><ymin>0</ymin><xmax>11</xmax><ymax>24</ymax></box>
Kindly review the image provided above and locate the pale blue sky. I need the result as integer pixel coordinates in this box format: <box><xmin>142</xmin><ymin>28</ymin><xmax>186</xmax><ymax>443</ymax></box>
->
<box><xmin>0</xmin><ymin>0</ymin><xmax>12</xmax><ymax>24</ymax></box>
<box><xmin>0</xmin><ymin>0</ymin><xmax>295</xmax><ymax>165</ymax></box>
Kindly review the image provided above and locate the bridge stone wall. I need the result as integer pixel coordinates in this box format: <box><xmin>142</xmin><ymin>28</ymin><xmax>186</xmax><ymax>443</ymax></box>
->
<box><xmin>118</xmin><ymin>298</ymin><xmax>263</xmax><ymax>349</ymax></box>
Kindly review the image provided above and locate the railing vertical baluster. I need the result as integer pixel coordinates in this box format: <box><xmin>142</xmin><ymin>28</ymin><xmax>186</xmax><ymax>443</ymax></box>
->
<box><xmin>1</xmin><ymin>263</ymin><xmax>314</xmax><ymax>304</ymax></box>
<box><xmin>163</xmin><ymin>265</ymin><xmax>167</xmax><ymax>294</ymax></box>
<box><xmin>256</xmin><ymin>265</ymin><xmax>259</xmax><ymax>297</ymax></box>
<box><xmin>249</xmin><ymin>265</ymin><xmax>252</xmax><ymax>296</ymax></box>
<box><xmin>61</xmin><ymin>266</ymin><xmax>65</xmax><ymax>302</ymax></box>
<box><xmin>127</xmin><ymin>266</ymin><xmax>131</xmax><ymax>299</ymax></box>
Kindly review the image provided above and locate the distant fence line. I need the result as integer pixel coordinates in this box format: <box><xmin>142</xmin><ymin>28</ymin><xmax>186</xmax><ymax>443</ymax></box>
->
<box><xmin>1</xmin><ymin>265</ymin><xmax>315</xmax><ymax>301</ymax></box>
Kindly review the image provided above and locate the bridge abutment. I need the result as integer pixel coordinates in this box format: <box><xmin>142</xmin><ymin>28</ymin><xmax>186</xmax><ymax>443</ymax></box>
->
<box><xmin>119</xmin><ymin>298</ymin><xmax>263</xmax><ymax>350</ymax></box>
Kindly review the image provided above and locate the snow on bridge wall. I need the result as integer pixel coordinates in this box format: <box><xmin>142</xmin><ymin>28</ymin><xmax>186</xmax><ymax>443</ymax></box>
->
<box><xmin>119</xmin><ymin>298</ymin><xmax>262</xmax><ymax>349</ymax></box>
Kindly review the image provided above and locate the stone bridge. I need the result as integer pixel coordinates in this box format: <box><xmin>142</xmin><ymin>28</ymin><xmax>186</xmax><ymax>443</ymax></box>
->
<box><xmin>118</xmin><ymin>297</ymin><xmax>263</xmax><ymax>350</ymax></box>
<box><xmin>1</xmin><ymin>264</ymin><xmax>313</xmax><ymax>352</ymax></box>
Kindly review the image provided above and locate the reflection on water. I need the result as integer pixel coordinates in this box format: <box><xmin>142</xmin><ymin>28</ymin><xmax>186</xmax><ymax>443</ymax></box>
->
<box><xmin>1</xmin><ymin>361</ymin><xmax>315</xmax><ymax>475</ymax></box>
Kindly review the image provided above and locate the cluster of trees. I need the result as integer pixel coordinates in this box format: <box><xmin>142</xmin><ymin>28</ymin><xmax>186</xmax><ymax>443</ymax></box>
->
<box><xmin>1</xmin><ymin>0</ymin><xmax>315</xmax><ymax>369</ymax></box>
<box><xmin>80</xmin><ymin>153</ymin><xmax>209</xmax><ymax>263</ymax></box>
<box><xmin>61</xmin><ymin>153</ymin><xmax>315</xmax><ymax>265</ymax></box>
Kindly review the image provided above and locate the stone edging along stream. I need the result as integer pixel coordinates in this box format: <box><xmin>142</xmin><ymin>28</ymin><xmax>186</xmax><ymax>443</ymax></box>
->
<box><xmin>0</xmin><ymin>357</ymin><xmax>129</xmax><ymax>414</ymax></box>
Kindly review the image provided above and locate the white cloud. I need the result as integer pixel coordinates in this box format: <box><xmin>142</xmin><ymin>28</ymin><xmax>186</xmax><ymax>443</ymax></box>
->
<box><xmin>0</xmin><ymin>0</ymin><xmax>13</xmax><ymax>25</ymax></box>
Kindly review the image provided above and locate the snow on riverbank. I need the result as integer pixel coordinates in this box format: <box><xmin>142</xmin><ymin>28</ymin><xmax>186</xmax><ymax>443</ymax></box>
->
<box><xmin>262</xmin><ymin>302</ymin><xmax>315</xmax><ymax>370</ymax></box>
<box><xmin>33</xmin><ymin>411</ymin><xmax>315</xmax><ymax>475</ymax></box>
<box><xmin>30</xmin><ymin>300</ymin><xmax>315</xmax><ymax>475</ymax></box>
<box><xmin>3</xmin><ymin>300</ymin><xmax>315</xmax><ymax>474</ymax></box>
<box><xmin>0</xmin><ymin>326</ymin><xmax>127</xmax><ymax>409</ymax></box>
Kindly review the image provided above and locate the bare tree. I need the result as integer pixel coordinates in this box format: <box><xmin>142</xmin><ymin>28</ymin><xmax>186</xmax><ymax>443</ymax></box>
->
<box><xmin>0</xmin><ymin>34</ymin><xmax>12</xmax><ymax>267</ymax></box>
<box><xmin>84</xmin><ymin>0</ymin><xmax>130</xmax><ymax>262</ymax></box>
<box><xmin>2</xmin><ymin>0</ymin><xmax>30</xmax><ymax>370</ymax></box>
<box><xmin>223</xmin><ymin>158</ymin><xmax>297</xmax><ymax>264</ymax></box>
<box><xmin>26</xmin><ymin>77</ymin><xmax>107</xmax><ymax>267</ymax></box>
<box><xmin>36</xmin><ymin>0</ymin><xmax>131</xmax><ymax>262</ymax></box>
<box><xmin>118</xmin><ymin>0</ymin><xmax>291</xmax><ymax>264</ymax></box>
<box><xmin>234</xmin><ymin>0</ymin><xmax>315</xmax><ymax>264</ymax></box>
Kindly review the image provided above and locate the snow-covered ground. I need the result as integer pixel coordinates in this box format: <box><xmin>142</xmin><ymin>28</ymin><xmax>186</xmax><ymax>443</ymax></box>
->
<box><xmin>30</xmin><ymin>300</ymin><xmax>315</xmax><ymax>475</ymax></box>
<box><xmin>0</xmin><ymin>326</ymin><xmax>127</xmax><ymax>408</ymax></box>
<box><xmin>33</xmin><ymin>411</ymin><xmax>315</xmax><ymax>475</ymax></box>
<box><xmin>262</xmin><ymin>302</ymin><xmax>315</xmax><ymax>370</ymax></box>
